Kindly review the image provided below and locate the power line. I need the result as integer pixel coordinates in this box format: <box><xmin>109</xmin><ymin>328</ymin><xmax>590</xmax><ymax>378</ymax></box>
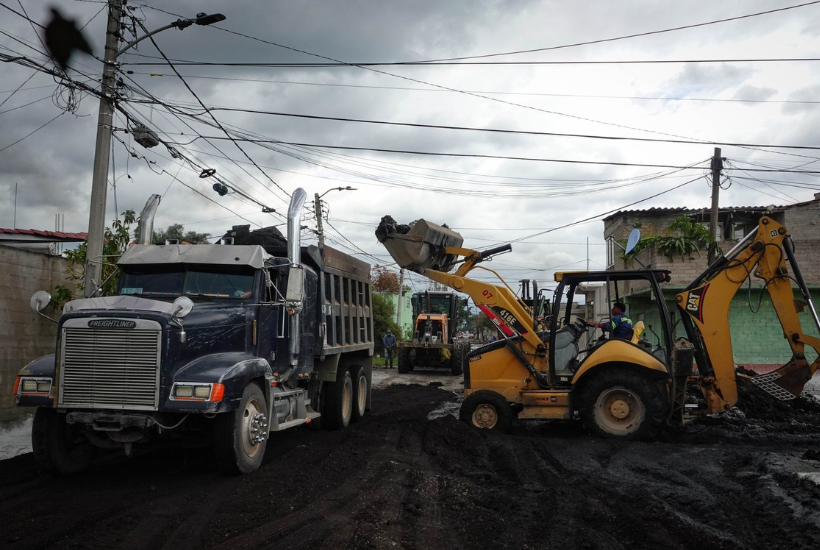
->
<box><xmin>124</xmin><ymin>72</ymin><xmax>820</xmax><ymax>106</ymax></box>
<box><xmin>190</xmin><ymin>106</ymin><xmax>820</xmax><ymax>152</ymax></box>
<box><xmin>0</xmin><ymin>111</ymin><xmax>63</xmax><ymax>153</ymax></box>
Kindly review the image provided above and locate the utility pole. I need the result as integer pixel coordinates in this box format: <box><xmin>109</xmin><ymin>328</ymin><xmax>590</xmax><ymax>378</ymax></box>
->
<box><xmin>708</xmin><ymin>147</ymin><xmax>723</xmax><ymax>265</ymax></box>
<box><xmin>314</xmin><ymin>192</ymin><xmax>325</xmax><ymax>250</ymax></box>
<box><xmin>396</xmin><ymin>269</ymin><xmax>404</xmax><ymax>328</ymax></box>
<box><xmin>586</xmin><ymin>237</ymin><xmax>589</xmax><ymax>271</ymax></box>
<box><xmin>83</xmin><ymin>0</ymin><xmax>123</xmax><ymax>297</ymax></box>
<box><xmin>13</xmin><ymin>182</ymin><xmax>18</xmax><ymax>228</ymax></box>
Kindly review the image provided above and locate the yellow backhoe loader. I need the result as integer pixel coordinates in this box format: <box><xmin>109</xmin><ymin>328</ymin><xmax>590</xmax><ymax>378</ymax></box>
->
<box><xmin>375</xmin><ymin>215</ymin><xmax>820</xmax><ymax>438</ymax></box>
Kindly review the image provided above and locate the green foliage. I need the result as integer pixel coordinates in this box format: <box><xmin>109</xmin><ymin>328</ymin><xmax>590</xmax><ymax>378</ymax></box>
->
<box><xmin>53</xmin><ymin>210</ymin><xmax>137</xmax><ymax>309</ymax></box>
<box><xmin>625</xmin><ymin>216</ymin><xmax>713</xmax><ymax>262</ymax></box>
<box><xmin>372</xmin><ymin>293</ymin><xmax>402</xmax><ymax>353</ymax></box>
<box><xmin>153</xmin><ymin>223</ymin><xmax>210</xmax><ymax>244</ymax></box>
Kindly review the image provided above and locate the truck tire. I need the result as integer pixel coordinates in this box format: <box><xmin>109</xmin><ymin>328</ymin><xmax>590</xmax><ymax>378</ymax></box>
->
<box><xmin>578</xmin><ymin>370</ymin><xmax>665</xmax><ymax>440</ymax></box>
<box><xmin>351</xmin><ymin>366</ymin><xmax>368</xmax><ymax>423</ymax></box>
<box><xmin>397</xmin><ymin>348</ymin><xmax>411</xmax><ymax>374</ymax></box>
<box><xmin>32</xmin><ymin>408</ymin><xmax>95</xmax><ymax>475</ymax></box>
<box><xmin>459</xmin><ymin>390</ymin><xmax>513</xmax><ymax>432</ymax></box>
<box><xmin>450</xmin><ymin>343</ymin><xmax>466</xmax><ymax>376</ymax></box>
<box><xmin>322</xmin><ymin>368</ymin><xmax>354</xmax><ymax>430</ymax></box>
<box><xmin>214</xmin><ymin>383</ymin><xmax>268</xmax><ymax>475</ymax></box>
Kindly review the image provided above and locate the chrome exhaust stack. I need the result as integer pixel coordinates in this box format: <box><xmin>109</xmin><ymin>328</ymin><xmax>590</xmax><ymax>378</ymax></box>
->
<box><xmin>137</xmin><ymin>194</ymin><xmax>161</xmax><ymax>245</ymax></box>
<box><xmin>286</xmin><ymin>188</ymin><xmax>308</xmax><ymax>366</ymax></box>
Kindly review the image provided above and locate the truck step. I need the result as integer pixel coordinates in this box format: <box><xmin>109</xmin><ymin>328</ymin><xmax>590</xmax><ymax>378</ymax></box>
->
<box><xmin>271</xmin><ymin>412</ymin><xmax>321</xmax><ymax>432</ymax></box>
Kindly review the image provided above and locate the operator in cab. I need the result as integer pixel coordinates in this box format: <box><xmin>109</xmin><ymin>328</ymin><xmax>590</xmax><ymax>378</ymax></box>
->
<box><xmin>587</xmin><ymin>302</ymin><xmax>633</xmax><ymax>340</ymax></box>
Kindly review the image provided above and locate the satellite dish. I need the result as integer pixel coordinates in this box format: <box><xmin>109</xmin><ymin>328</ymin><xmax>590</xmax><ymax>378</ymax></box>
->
<box><xmin>625</xmin><ymin>228</ymin><xmax>641</xmax><ymax>255</ymax></box>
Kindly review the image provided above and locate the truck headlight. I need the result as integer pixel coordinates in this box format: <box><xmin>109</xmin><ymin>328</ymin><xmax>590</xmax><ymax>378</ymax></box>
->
<box><xmin>171</xmin><ymin>383</ymin><xmax>224</xmax><ymax>402</ymax></box>
<box><xmin>17</xmin><ymin>377</ymin><xmax>52</xmax><ymax>394</ymax></box>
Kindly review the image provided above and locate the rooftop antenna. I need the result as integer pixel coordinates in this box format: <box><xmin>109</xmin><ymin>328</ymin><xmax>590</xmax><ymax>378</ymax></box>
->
<box><xmin>14</xmin><ymin>182</ymin><xmax>18</xmax><ymax>228</ymax></box>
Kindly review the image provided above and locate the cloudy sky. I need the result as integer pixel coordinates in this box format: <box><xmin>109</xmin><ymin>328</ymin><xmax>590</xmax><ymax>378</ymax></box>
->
<box><xmin>2</xmin><ymin>0</ymin><xmax>820</xmax><ymax>292</ymax></box>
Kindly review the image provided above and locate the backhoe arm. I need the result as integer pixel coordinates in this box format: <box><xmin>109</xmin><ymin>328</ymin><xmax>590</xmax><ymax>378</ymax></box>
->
<box><xmin>676</xmin><ymin>216</ymin><xmax>820</xmax><ymax>412</ymax></box>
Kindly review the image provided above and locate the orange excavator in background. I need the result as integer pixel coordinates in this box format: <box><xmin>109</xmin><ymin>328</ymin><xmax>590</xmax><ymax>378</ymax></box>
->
<box><xmin>375</xmin><ymin>215</ymin><xmax>820</xmax><ymax>438</ymax></box>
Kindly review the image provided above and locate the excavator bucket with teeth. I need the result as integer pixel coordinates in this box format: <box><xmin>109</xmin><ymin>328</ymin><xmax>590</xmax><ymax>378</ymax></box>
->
<box><xmin>375</xmin><ymin>216</ymin><xmax>463</xmax><ymax>273</ymax></box>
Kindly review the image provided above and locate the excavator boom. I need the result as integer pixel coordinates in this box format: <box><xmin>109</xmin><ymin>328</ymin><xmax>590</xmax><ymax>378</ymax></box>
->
<box><xmin>676</xmin><ymin>216</ymin><xmax>820</xmax><ymax>410</ymax></box>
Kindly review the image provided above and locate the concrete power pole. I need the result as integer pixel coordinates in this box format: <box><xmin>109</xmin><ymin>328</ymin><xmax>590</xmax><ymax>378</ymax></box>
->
<box><xmin>707</xmin><ymin>147</ymin><xmax>723</xmax><ymax>265</ymax></box>
<box><xmin>83</xmin><ymin>0</ymin><xmax>124</xmax><ymax>297</ymax></box>
<box><xmin>314</xmin><ymin>193</ymin><xmax>325</xmax><ymax>250</ymax></box>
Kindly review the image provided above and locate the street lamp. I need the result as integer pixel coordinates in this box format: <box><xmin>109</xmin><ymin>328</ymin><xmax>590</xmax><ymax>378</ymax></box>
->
<box><xmin>314</xmin><ymin>187</ymin><xmax>356</xmax><ymax>250</ymax></box>
<box><xmin>82</xmin><ymin>1</ymin><xmax>226</xmax><ymax>297</ymax></box>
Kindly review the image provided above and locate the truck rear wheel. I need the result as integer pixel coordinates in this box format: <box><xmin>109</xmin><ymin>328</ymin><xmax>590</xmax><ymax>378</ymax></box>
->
<box><xmin>579</xmin><ymin>370</ymin><xmax>665</xmax><ymax>440</ymax></box>
<box><xmin>32</xmin><ymin>408</ymin><xmax>95</xmax><ymax>475</ymax></box>
<box><xmin>351</xmin><ymin>366</ymin><xmax>368</xmax><ymax>423</ymax></box>
<box><xmin>322</xmin><ymin>368</ymin><xmax>353</xmax><ymax>430</ymax></box>
<box><xmin>214</xmin><ymin>383</ymin><xmax>268</xmax><ymax>475</ymax></box>
<box><xmin>397</xmin><ymin>348</ymin><xmax>411</xmax><ymax>374</ymax></box>
<box><xmin>459</xmin><ymin>390</ymin><xmax>513</xmax><ymax>432</ymax></box>
<box><xmin>450</xmin><ymin>343</ymin><xmax>466</xmax><ymax>376</ymax></box>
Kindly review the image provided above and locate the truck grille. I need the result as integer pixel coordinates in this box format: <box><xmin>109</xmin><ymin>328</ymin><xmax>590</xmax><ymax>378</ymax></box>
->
<box><xmin>59</xmin><ymin>320</ymin><xmax>161</xmax><ymax>410</ymax></box>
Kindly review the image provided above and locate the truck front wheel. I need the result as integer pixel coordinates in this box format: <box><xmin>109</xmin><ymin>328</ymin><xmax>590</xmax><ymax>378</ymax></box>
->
<box><xmin>214</xmin><ymin>383</ymin><xmax>268</xmax><ymax>475</ymax></box>
<box><xmin>578</xmin><ymin>370</ymin><xmax>665</xmax><ymax>440</ymax></box>
<box><xmin>32</xmin><ymin>408</ymin><xmax>95</xmax><ymax>475</ymax></box>
<box><xmin>322</xmin><ymin>368</ymin><xmax>353</xmax><ymax>430</ymax></box>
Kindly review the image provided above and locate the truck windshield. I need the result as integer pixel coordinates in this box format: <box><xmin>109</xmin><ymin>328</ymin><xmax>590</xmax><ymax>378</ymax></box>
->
<box><xmin>119</xmin><ymin>265</ymin><xmax>255</xmax><ymax>299</ymax></box>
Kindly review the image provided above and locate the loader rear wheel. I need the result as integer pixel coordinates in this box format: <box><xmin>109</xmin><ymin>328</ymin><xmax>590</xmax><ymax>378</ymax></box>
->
<box><xmin>579</xmin><ymin>370</ymin><xmax>665</xmax><ymax>440</ymax></box>
<box><xmin>214</xmin><ymin>383</ymin><xmax>268</xmax><ymax>475</ymax></box>
<box><xmin>460</xmin><ymin>390</ymin><xmax>513</xmax><ymax>432</ymax></box>
<box><xmin>397</xmin><ymin>348</ymin><xmax>411</xmax><ymax>374</ymax></box>
<box><xmin>450</xmin><ymin>343</ymin><xmax>466</xmax><ymax>376</ymax></box>
<box><xmin>32</xmin><ymin>408</ymin><xmax>95</xmax><ymax>475</ymax></box>
<box><xmin>322</xmin><ymin>368</ymin><xmax>354</xmax><ymax>430</ymax></box>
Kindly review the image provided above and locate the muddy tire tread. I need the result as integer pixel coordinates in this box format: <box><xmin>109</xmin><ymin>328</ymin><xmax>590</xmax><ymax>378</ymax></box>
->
<box><xmin>579</xmin><ymin>369</ymin><xmax>666</xmax><ymax>440</ymax></box>
<box><xmin>32</xmin><ymin>408</ymin><xmax>95</xmax><ymax>475</ymax></box>
<box><xmin>213</xmin><ymin>383</ymin><xmax>267</xmax><ymax>475</ymax></box>
<box><xmin>459</xmin><ymin>390</ymin><xmax>514</xmax><ymax>432</ymax></box>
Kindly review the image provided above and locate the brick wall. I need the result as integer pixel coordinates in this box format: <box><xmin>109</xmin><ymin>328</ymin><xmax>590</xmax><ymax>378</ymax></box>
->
<box><xmin>0</xmin><ymin>245</ymin><xmax>68</xmax><ymax>424</ymax></box>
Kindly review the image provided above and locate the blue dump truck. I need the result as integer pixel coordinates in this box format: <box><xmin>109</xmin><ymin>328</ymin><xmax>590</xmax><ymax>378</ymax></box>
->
<box><xmin>16</xmin><ymin>189</ymin><xmax>374</xmax><ymax>475</ymax></box>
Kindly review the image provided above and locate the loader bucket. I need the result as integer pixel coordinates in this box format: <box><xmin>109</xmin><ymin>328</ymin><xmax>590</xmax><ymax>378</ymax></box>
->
<box><xmin>747</xmin><ymin>357</ymin><xmax>818</xmax><ymax>400</ymax></box>
<box><xmin>375</xmin><ymin>216</ymin><xmax>464</xmax><ymax>272</ymax></box>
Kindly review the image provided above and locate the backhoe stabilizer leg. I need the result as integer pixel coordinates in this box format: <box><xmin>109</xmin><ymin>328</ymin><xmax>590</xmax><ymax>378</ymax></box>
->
<box><xmin>748</xmin><ymin>358</ymin><xmax>817</xmax><ymax>401</ymax></box>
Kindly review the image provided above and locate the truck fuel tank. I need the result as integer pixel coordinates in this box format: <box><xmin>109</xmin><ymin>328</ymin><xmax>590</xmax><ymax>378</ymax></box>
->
<box><xmin>375</xmin><ymin>216</ymin><xmax>463</xmax><ymax>273</ymax></box>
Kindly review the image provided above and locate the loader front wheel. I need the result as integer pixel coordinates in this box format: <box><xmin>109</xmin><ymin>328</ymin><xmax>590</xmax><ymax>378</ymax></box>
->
<box><xmin>460</xmin><ymin>390</ymin><xmax>513</xmax><ymax>432</ymax></box>
<box><xmin>450</xmin><ymin>343</ymin><xmax>466</xmax><ymax>376</ymax></box>
<box><xmin>579</xmin><ymin>370</ymin><xmax>665</xmax><ymax>440</ymax></box>
<box><xmin>397</xmin><ymin>348</ymin><xmax>411</xmax><ymax>374</ymax></box>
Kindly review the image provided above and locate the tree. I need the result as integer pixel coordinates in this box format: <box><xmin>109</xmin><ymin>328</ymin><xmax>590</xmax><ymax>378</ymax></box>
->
<box><xmin>625</xmin><ymin>215</ymin><xmax>713</xmax><ymax>262</ymax></box>
<box><xmin>153</xmin><ymin>223</ymin><xmax>209</xmax><ymax>244</ymax></box>
<box><xmin>371</xmin><ymin>265</ymin><xmax>400</xmax><ymax>293</ymax></box>
<box><xmin>372</xmin><ymin>293</ymin><xmax>402</xmax><ymax>354</ymax></box>
<box><xmin>53</xmin><ymin>210</ymin><xmax>137</xmax><ymax>308</ymax></box>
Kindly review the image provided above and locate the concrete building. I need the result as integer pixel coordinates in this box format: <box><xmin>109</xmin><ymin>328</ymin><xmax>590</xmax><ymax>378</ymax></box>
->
<box><xmin>600</xmin><ymin>196</ymin><xmax>820</xmax><ymax>369</ymax></box>
<box><xmin>376</xmin><ymin>290</ymin><xmax>413</xmax><ymax>338</ymax></box>
<box><xmin>0</xmin><ymin>229</ymin><xmax>86</xmax><ymax>425</ymax></box>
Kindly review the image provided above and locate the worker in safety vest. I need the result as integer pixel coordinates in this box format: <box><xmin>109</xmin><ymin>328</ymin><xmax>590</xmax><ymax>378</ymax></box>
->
<box><xmin>587</xmin><ymin>302</ymin><xmax>633</xmax><ymax>340</ymax></box>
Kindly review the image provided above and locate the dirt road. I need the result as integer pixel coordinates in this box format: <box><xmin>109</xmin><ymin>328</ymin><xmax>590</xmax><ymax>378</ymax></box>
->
<box><xmin>1</xmin><ymin>376</ymin><xmax>819</xmax><ymax>550</ymax></box>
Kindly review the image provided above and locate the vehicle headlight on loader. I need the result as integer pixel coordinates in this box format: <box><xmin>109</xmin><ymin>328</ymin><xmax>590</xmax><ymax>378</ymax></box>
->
<box><xmin>171</xmin><ymin>382</ymin><xmax>225</xmax><ymax>402</ymax></box>
<box><xmin>15</xmin><ymin>377</ymin><xmax>52</xmax><ymax>395</ymax></box>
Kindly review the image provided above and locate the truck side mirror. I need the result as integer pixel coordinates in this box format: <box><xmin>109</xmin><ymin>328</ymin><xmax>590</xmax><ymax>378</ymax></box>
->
<box><xmin>285</xmin><ymin>266</ymin><xmax>304</xmax><ymax>303</ymax></box>
<box><xmin>30</xmin><ymin>290</ymin><xmax>52</xmax><ymax>313</ymax></box>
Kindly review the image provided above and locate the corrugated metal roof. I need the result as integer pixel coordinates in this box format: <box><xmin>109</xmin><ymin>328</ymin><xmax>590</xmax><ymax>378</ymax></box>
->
<box><xmin>602</xmin><ymin>205</ymin><xmax>789</xmax><ymax>222</ymax></box>
<box><xmin>0</xmin><ymin>228</ymin><xmax>88</xmax><ymax>242</ymax></box>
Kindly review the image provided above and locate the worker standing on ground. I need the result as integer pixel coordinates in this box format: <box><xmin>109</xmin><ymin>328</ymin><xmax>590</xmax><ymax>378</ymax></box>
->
<box><xmin>587</xmin><ymin>302</ymin><xmax>633</xmax><ymax>340</ymax></box>
<box><xmin>383</xmin><ymin>330</ymin><xmax>397</xmax><ymax>368</ymax></box>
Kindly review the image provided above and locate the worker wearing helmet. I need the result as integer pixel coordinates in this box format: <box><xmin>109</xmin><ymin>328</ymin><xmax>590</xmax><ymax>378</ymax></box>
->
<box><xmin>586</xmin><ymin>302</ymin><xmax>633</xmax><ymax>340</ymax></box>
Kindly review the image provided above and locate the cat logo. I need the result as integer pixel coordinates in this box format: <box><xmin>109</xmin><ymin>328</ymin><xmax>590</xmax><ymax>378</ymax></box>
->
<box><xmin>683</xmin><ymin>283</ymin><xmax>710</xmax><ymax>323</ymax></box>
